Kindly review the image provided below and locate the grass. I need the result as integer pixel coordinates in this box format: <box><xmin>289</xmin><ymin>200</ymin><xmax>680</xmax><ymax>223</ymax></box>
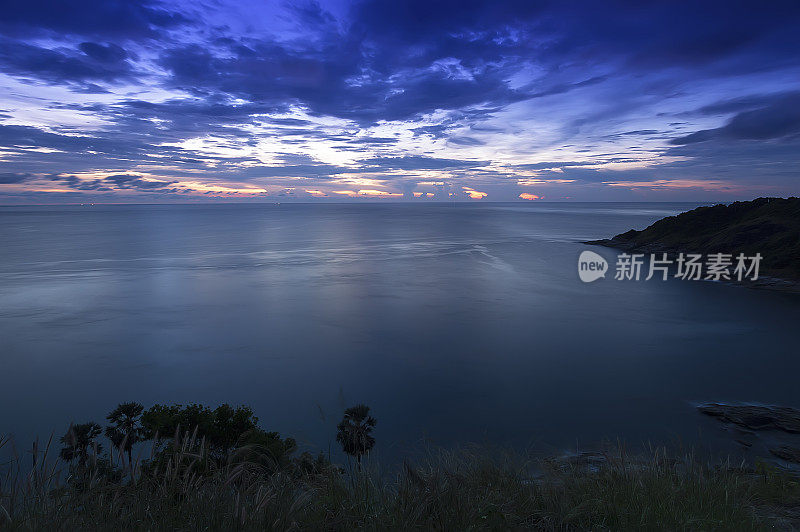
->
<box><xmin>2</xmin><ymin>433</ymin><xmax>799</xmax><ymax>530</ymax></box>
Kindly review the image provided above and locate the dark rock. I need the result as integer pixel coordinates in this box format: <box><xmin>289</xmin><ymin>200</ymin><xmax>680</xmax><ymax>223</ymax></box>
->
<box><xmin>769</xmin><ymin>446</ymin><xmax>800</xmax><ymax>464</ymax></box>
<box><xmin>698</xmin><ymin>403</ymin><xmax>800</xmax><ymax>434</ymax></box>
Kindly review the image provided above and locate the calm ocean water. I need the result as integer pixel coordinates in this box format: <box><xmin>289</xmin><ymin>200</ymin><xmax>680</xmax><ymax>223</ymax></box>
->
<box><xmin>1</xmin><ymin>203</ymin><xmax>798</xmax><ymax>461</ymax></box>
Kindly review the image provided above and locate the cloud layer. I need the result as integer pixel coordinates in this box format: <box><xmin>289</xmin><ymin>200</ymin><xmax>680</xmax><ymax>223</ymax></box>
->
<box><xmin>1</xmin><ymin>0</ymin><xmax>799</xmax><ymax>202</ymax></box>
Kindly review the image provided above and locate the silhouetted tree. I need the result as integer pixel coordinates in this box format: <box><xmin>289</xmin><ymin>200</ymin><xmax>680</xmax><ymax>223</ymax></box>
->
<box><xmin>105</xmin><ymin>402</ymin><xmax>144</xmax><ymax>466</ymax></box>
<box><xmin>336</xmin><ymin>404</ymin><xmax>376</xmax><ymax>464</ymax></box>
<box><xmin>140</xmin><ymin>403</ymin><xmax>297</xmax><ymax>469</ymax></box>
<box><xmin>60</xmin><ymin>422</ymin><xmax>102</xmax><ymax>467</ymax></box>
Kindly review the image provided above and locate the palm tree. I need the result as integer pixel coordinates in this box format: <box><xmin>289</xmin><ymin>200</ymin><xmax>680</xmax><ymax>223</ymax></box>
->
<box><xmin>105</xmin><ymin>402</ymin><xmax>144</xmax><ymax>466</ymax></box>
<box><xmin>60</xmin><ymin>422</ymin><xmax>102</xmax><ymax>467</ymax></box>
<box><xmin>336</xmin><ymin>404</ymin><xmax>376</xmax><ymax>464</ymax></box>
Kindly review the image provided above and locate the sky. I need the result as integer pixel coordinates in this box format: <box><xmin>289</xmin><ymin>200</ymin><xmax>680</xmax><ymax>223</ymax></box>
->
<box><xmin>0</xmin><ymin>0</ymin><xmax>799</xmax><ymax>203</ymax></box>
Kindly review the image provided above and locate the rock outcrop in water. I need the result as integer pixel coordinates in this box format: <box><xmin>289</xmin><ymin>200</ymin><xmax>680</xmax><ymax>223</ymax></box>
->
<box><xmin>699</xmin><ymin>403</ymin><xmax>800</xmax><ymax>464</ymax></box>
<box><xmin>698</xmin><ymin>403</ymin><xmax>800</xmax><ymax>433</ymax></box>
<box><xmin>590</xmin><ymin>197</ymin><xmax>800</xmax><ymax>282</ymax></box>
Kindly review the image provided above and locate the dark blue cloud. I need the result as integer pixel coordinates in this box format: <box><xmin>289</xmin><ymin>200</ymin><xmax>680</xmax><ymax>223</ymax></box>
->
<box><xmin>0</xmin><ymin>39</ymin><xmax>135</xmax><ymax>87</ymax></box>
<box><xmin>447</xmin><ymin>136</ymin><xmax>485</xmax><ymax>147</ymax></box>
<box><xmin>49</xmin><ymin>173</ymin><xmax>177</xmax><ymax>192</ymax></box>
<box><xmin>0</xmin><ymin>172</ymin><xmax>32</xmax><ymax>184</ymax></box>
<box><xmin>359</xmin><ymin>156</ymin><xmax>489</xmax><ymax>170</ymax></box>
<box><xmin>671</xmin><ymin>92</ymin><xmax>800</xmax><ymax>144</ymax></box>
<box><xmin>155</xmin><ymin>39</ymin><xmax>530</xmax><ymax>125</ymax></box>
<box><xmin>235</xmin><ymin>164</ymin><xmax>351</xmax><ymax>178</ymax></box>
<box><xmin>0</xmin><ymin>0</ymin><xmax>188</xmax><ymax>38</ymax></box>
<box><xmin>352</xmin><ymin>0</ymin><xmax>800</xmax><ymax>72</ymax></box>
<box><xmin>79</xmin><ymin>42</ymin><xmax>128</xmax><ymax>63</ymax></box>
<box><xmin>144</xmin><ymin>0</ymin><xmax>800</xmax><ymax>130</ymax></box>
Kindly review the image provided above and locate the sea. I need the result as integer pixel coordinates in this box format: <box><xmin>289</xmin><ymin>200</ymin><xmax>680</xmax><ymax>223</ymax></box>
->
<box><xmin>1</xmin><ymin>202</ymin><xmax>798</xmax><ymax>462</ymax></box>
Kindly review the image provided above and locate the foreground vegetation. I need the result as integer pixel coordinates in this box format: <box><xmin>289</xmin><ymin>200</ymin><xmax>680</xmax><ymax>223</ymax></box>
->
<box><xmin>2</xmin><ymin>403</ymin><xmax>800</xmax><ymax>530</ymax></box>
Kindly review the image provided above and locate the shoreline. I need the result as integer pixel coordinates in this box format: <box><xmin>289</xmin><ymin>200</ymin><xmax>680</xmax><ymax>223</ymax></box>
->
<box><xmin>585</xmin><ymin>238</ymin><xmax>800</xmax><ymax>294</ymax></box>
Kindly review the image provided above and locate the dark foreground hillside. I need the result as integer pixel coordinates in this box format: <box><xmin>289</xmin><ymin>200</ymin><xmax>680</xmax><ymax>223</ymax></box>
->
<box><xmin>592</xmin><ymin>197</ymin><xmax>800</xmax><ymax>281</ymax></box>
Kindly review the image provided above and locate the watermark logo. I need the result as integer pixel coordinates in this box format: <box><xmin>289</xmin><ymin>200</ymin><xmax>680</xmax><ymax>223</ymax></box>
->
<box><xmin>578</xmin><ymin>250</ymin><xmax>608</xmax><ymax>283</ymax></box>
<box><xmin>578</xmin><ymin>251</ymin><xmax>762</xmax><ymax>283</ymax></box>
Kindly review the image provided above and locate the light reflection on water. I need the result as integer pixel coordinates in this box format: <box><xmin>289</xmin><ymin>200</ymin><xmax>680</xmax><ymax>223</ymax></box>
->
<box><xmin>0</xmin><ymin>202</ymin><xmax>797</xmax><ymax>462</ymax></box>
